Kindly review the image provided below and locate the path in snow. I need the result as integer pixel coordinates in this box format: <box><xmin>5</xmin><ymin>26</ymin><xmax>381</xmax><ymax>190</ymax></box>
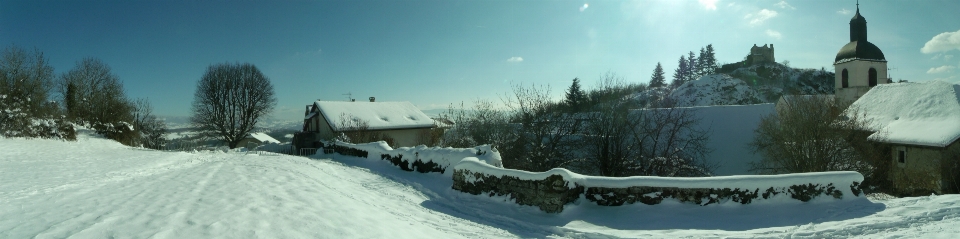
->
<box><xmin>0</xmin><ymin>137</ymin><xmax>511</xmax><ymax>238</ymax></box>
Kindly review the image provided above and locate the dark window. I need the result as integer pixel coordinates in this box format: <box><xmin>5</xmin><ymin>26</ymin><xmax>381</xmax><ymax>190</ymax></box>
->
<box><xmin>841</xmin><ymin>69</ymin><xmax>849</xmax><ymax>88</ymax></box>
<box><xmin>897</xmin><ymin>149</ymin><xmax>906</xmax><ymax>164</ymax></box>
<box><xmin>869</xmin><ymin>68</ymin><xmax>878</xmax><ymax>87</ymax></box>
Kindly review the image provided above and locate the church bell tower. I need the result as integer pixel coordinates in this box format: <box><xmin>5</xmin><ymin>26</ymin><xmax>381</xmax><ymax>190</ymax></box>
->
<box><xmin>834</xmin><ymin>3</ymin><xmax>889</xmax><ymax>105</ymax></box>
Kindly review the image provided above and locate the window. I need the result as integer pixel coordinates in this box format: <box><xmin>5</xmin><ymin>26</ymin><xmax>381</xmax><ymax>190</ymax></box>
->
<box><xmin>841</xmin><ymin>69</ymin><xmax>849</xmax><ymax>88</ymax></box>
<box><xmin>869</xmin><ymin>68</ymin><xmax>878</xmax><ymax>87</ymax></box>
<box><xmin>896</xmin><ymin>147</ymin><xmax>906</xmax><ymax>164</ymax></box>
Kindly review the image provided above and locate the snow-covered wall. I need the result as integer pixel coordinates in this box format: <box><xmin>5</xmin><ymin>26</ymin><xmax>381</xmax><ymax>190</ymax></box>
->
<box><xmin>317</xmin><ymin>141</ymin><xmax>503</xmax><ymax>175</ymax></box>
<box><xmin>454</xmin><ymin>157</ymin><xmax>864</xmax><ymax>213</ymax></box>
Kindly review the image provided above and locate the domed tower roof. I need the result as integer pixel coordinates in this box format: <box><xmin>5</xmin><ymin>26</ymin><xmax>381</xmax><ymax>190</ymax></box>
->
<box><xmin>835</xmin><ymin>5</ymin><xmax>885</xmax><ymax>64</ymax></box>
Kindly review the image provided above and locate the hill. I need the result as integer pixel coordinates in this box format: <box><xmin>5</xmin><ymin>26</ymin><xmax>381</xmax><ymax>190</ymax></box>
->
<box><xmin>633</xmin><ymin>62</ymin><xmax>834</xmax><ymax>107</ymax></box>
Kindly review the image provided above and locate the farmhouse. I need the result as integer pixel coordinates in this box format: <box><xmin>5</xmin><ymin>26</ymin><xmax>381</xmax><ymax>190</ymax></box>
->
<box><xmin>846</xmin><ymin>81</ymin><xmax>960</xmax><ymax>194</ymax></box>
<box><xmin>293</xmin><ymin>98</ymin><xmax>435</xmax><ymax>150</ymax></box>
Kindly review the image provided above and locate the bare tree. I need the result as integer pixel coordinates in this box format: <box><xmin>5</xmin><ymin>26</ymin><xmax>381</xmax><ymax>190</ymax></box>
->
<box><xmin>440</xmin><ymin>100</ymin><xmax>514</xmax><ymax>149</ymax></box>
<box><xmin>749</xmin><ymin>96</ymin><xmax>877</xmax><ymax>174</ymax></box>
<box><xmin>0</xmin><ymin>46</ymin><xmax>55</xmax><ymax>117</ymax></box>
<box><xmin>633</xmin><ymin>102</ymin><xmax>714</xmax><ymax>177</ymax></box>
<box><xmin>0</xmin><ymin>46</ymin><xmax>68</xmax><ymax>138</ymax></box>
<box><xmin>501</xmin><ymin>83</ymin><xmax>581</xmax><ymax>172</ymax></box>
<box><xmin>191</xmin><ymin>63</ymin><xmax>276</xmax><ymax>148</ymax></box>
<box><xmin>583</xmin><ymin>94</ymin><xmax>713</xmax><ymax>177</ymax></box>
<box><xmin>58</xmin><ymin>58</ymin><xmax>137</xmax><ymax>143</ymax></box>
<box><xmin>58</xmin><ymin>58</ymin><xmax>133</xmax><ymax>123</ymax></box>
<box><xmin>132</xmin><ymin>98</ymin><xmax>167</xmax><ymax>149</ymax></box>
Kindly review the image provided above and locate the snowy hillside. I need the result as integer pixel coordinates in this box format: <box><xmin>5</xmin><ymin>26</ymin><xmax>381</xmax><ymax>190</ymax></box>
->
<box><xmin>632</xmin><ymin>63</ymin><xmax>834</xmax><ymax>108</ymax></box>
<box><xmin>5</xmin><ymin>133</ymin><xmax>960</xmax><ymax>237</ymax></box>
<box><xmin>669</xmin><ymin>74</ymin><xmax>765</xmax><ymax>107</ymax></box>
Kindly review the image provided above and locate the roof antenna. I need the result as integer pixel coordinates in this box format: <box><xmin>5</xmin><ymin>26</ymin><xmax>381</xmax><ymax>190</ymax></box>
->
<box><xmin>342</xmin><ymin>92</ymin><xmax>354</xmax><ymax>102</ymax></box>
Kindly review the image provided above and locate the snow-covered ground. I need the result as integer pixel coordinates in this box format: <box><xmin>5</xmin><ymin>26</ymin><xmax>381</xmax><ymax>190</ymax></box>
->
<box><xmin>4</xmin><ymin>134</ymin><xmax>960</xmax><ymax>238</ymax></box>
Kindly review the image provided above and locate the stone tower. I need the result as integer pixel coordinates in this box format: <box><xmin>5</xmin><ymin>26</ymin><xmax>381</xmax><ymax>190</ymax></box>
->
<box><xmin>748</xmin><ymin>44</ymin><xmax>775</xmax><ymax>64</ymax></box>
<box><xmin>834</xmin><ymin>4</ymin><xmax>888</xmax><ymax>105</ymax></box>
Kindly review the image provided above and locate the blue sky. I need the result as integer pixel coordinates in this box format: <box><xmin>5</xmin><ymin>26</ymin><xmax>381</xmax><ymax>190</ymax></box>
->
<box><xmin>2</xmin><ymin>0</ymin><xmax>959</xmax><ymax>122</ymax></box>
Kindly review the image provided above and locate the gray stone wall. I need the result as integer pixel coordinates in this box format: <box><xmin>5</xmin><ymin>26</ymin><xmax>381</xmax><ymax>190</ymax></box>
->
<box><xmin>453</xmin><ymin>168</ymin><xmax>862</xmax><ymax>213</ymax></box>
<box><xmin>452</xmin><ymin>169</ymin><xmax>582</xmax><ymax>213</ymax></box>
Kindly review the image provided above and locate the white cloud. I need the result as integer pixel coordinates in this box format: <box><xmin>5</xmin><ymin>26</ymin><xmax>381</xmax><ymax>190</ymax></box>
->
<box><xmin>837</xmin><ymin>8</ymin><xmax>851</xmax><ymax>15</ymax></box>
<box><xmin>766</xmin><ymin>29</ymin><xmax>782</xmax><ymax>39</ymax></box>
<box><xmin>699</xmin><ymin>0</ymin><xmax>718</xmax><ymax>10</ymax></box>
<box><xmin>745</xmin><ymin>9</ymin><xmax>778</xmax><ymax>26</ymax></box>
<box><xmin>927</xmin><ymin>65</ymin><xmax>955</xmax><ymax>74</ymax></box>
<box><xmin>932</xmin><ymin>54</ymin><xmax>955</xmax><ymax>61</ymax></box>
<box><xmin>775</xmin><ymin>1</ymin><xmax>795</xmax><ymax>10</ymax></box>
<box><xmin>579</xmin><ymin>3</ymin><xmax>589</xmax><ymax>12</ymax></box>
<box><xmin>507</xmin><ymin>57</ymin><xmax>523</xmax><ymax>62</ymax></box>
<box><xmin>921</xmin><ymin>29</ymin><xmax>960</xmax><ymax>54</ymax></box>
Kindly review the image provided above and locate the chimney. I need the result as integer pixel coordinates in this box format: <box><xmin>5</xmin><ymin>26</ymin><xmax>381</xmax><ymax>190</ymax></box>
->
<box><xmin>369</xmin><ymin>97</ymin><xmax>376</xmax><ymax>102</ymax></box>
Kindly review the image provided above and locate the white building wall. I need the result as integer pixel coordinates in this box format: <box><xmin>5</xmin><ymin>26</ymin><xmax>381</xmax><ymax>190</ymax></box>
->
<box><xmin>835</xmin><ymin>60</ymin><xmax>888</xmax><ymax>104</ymax></box>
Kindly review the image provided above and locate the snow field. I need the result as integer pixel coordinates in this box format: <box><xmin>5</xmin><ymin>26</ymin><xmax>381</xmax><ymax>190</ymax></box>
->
<box><xmin>0</xmin><ymin>136</ymin><xmax>511</xmax><ymax>238</ymax></box>
<box><xmin>5</xmin><ymin>134</ymin><xmax>960</xmax><ymax>238</ymax></box>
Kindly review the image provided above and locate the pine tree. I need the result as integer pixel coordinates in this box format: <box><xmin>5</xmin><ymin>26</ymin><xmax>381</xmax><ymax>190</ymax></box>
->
<box><xmin>686</xmin><ymin>51</ymin><xmax>698</xmax><ymax>81</ymax></box>
<box><xmin>649</xmin><ymin>62</ymin><xmax>666</xmax><ymax>88</ymax></box>
<box><xmin>703</xmin><ymin>44</ymin><xmax>718</xmax><ymax>75</ymax></box>
<box><xmin>697</xmin><ymin>47</ymin><xmax>708</xmax><ymax>76</ymax></box>
<box><xmin>672</xmin><ymin>55</ymin><xmax>687</xmax><ymax>87</ymax></box>
<box><xmin>65</xmin><ymin>82</ymin><xmax>77</xmax><ymax>120</ymax></box>
<box><xmin>564</xmin><ymin>78</ymin><xmax>587</xmax><ymax>112</ymax></box>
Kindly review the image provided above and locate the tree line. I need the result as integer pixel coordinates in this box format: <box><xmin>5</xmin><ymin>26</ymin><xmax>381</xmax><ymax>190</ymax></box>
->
<box><xmin>1</xmin><ymin>45</ymin><xmax>277</xmax><ymax>150</ymax></box>
<box><xmin>648</xmin><ymin>44</ymin><xmax>718</xmax><ymax>88</ymax></box>
<box><xmin>439</xmin><ymin>73</ymin><xmax>713</xmax><ymax>177</ymax></box>
<box><xmin>0</xmin><ymin>46</ymin><xmax>165</xmax><ymax>148</ymax></box>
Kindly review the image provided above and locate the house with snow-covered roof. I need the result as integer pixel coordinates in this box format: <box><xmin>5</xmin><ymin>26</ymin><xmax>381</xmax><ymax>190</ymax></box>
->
<box><xmin>293</xmin><ymin>98</ymin><xmax>435</xmax><ymax>149</ymax></box>
<box><xmin>845</xmin><ymin>81</ymin><xmax>960</xmax><ymax>194</ymax></box>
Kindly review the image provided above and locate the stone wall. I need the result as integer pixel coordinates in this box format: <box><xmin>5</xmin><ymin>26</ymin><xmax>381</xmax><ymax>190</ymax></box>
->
<box><xmin>453</xmin><ymin>170</ymin><xmax>583</xmax><ymax>213</ymax></box>
<box><xmin>452</xmin><ymin>160</ymin><xmax>863</xmax><ymax>213</ymax></box>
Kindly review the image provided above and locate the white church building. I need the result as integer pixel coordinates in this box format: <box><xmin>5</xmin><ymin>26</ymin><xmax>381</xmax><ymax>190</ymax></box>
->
<box><xmin>834</xmin><ymin>5</ymin><xmax>960</xmax><ymax>194</ymax></box>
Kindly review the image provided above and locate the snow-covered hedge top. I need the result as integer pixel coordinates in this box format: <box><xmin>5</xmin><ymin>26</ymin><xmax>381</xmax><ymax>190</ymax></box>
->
<box><xmin>847</xmin><ymin>81</ymin><xmax>960</xmax><ymax>147</ymax></box>
<box><xmin>331</xmin><ymin>141</ymin><xmax>503</xmax><ymax>170</ymax></box>
<box><xmin>314</xmin><ymin>101</ymin><xmax>435</xmax><ymax>131</ymax></box>
<box><xmin>456</xmin><ymin>157</ymin><xmax>862</xmax><ymax>192</ymax></box>
<box><xmin>248</xmin><ymin>132</ymin><xmax>280</xmax><ymax>144</ymax></box>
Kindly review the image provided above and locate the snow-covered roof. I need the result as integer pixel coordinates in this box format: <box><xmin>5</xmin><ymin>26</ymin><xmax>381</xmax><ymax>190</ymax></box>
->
<box><xmin>247</xmin><ymin>132</ymin><xmax>280</xmax><ymax>144</ymax></box>
<box><xmin>846</xmin><ymin>81</ymin><xmax>960</xmax><ymax>147</ymax></box>
<box><xmin>313</xmin><ymin>101</ymin><xmax>434</xmax><ymax>131</ymax></box>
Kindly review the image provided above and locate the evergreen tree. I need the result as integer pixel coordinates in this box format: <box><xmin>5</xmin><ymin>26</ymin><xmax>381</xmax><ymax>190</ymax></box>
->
<box><xmin>649</xmin><ymin>62</ymin><xmax>666</xmax><ymax>88</ymax></box>
<box><xmin>703</xmin><ymin>44</ymin><xmax>718</xmax><ymax>75</ymax></box>
<box><xmin>672</xmin><ymin>55</ymin><xmax>687</xmax><ymax>87</ymax></box>
<box><xmin>697</xmin><ymin>47</ymin><xmax>708</xmax><ymax>76</ymax></box>
<box><xmin>686</xmin><ymin>51</ymin><xmax>698</xmax><ymax>81</ymax></box>
<box><xmin>564</xmin><ymin>78</ymin><xmax>587</xmax><ymax>112</ymax></box>
<box><xmin>65</xmin><ymin>82</ymin><xmax>76</xmax><ymax>119</ymax></box>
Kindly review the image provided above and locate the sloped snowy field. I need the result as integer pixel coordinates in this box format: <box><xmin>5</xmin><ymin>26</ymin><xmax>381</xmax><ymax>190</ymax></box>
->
<box><xmin>3</xmin><ymin>135</ymin><xmax>960</xmax><ymax>238</ymax></box>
